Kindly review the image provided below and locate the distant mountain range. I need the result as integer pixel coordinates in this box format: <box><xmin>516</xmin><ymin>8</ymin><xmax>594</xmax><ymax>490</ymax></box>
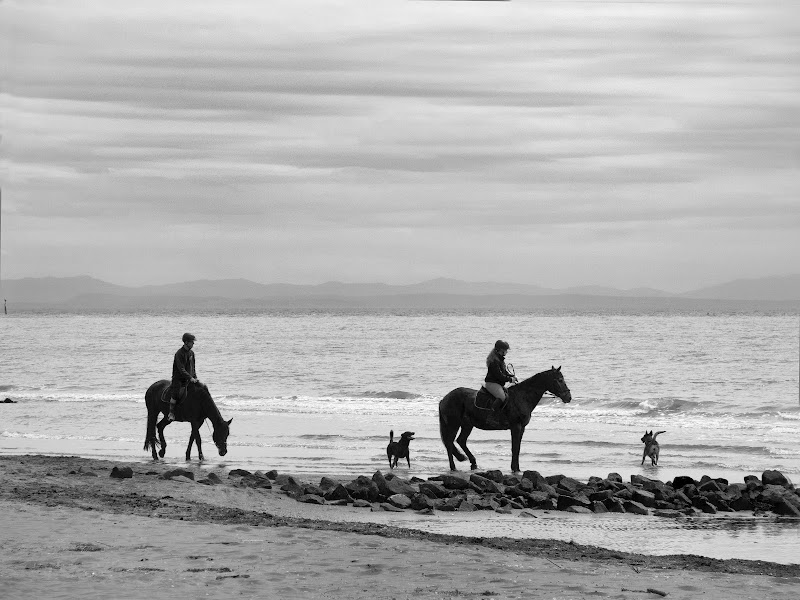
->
<box><xmin>2</xmin><ymin>274</ymin><xmax>800</xmax><ymax>310</ymax></box>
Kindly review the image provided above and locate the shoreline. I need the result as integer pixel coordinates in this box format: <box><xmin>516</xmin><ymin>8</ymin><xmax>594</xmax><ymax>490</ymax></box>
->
<box><xmin>2</xmin><ymin>455</ymin><xmax>799</xmax><ymax>581</ymax></box>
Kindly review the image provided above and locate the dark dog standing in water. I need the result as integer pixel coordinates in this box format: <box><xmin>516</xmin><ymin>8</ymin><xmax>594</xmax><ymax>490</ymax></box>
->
<box><xmin>641</xmin><ymin>430</ymin><xmax>665</xmax><ymax>465</ymax></box>
<box><xmin>386</xmin><ymin>430</ymin><xmax>415</xmax><ymax>469</ymax></box>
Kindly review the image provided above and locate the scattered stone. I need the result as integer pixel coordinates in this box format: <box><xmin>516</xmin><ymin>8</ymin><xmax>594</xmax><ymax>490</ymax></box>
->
<box><xmin>162</xmin><ymin>469</ymin><xmax>194</xmax><ymax>481</ymax></box>
<box><xmin>110</xmin><ymin>466</ymin><xmax>133</xmax><ymax>479</ymax></box>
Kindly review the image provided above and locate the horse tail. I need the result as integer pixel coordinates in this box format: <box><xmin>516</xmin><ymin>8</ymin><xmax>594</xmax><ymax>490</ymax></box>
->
<box><xmin>143</xmin><ymin>381</ymin><xmax>164</xmax><ymax>451</ymax></box>
<box><xmin>438</xmin><ymin>396</ymin><xmax>466</xmax><ymax>462</ymax></box>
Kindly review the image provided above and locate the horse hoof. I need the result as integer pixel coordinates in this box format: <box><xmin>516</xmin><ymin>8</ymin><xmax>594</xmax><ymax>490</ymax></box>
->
<box><xmin>158</xmin><ymin>449</ymin><xmax>166</xmax><ymax>458</ymax></box>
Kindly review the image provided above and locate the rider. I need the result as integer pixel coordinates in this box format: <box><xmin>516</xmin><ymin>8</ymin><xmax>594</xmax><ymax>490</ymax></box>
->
<box><xmin>169</xmin><ymin>332</ymin><xmax>199</xmax><ymax>422</ymax></box>
<box><xmin>485</xmin><ymin>339</ymin><xmax>518</xmax><ymax>410</ymax></box>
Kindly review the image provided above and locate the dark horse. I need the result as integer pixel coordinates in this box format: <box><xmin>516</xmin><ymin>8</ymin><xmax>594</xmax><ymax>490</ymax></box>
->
<box><xmin>439</xmin><ymin>366</ymin><xmax>572</xmax><ymax>473</ymax></box>
<box><xmin>144</xmin><ymin>380</ymin><xmax>232</xmax><ymax>461</ymax></box>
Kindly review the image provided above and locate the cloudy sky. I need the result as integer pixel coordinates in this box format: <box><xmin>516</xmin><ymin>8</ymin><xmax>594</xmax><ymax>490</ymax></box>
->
<box><xmin>2</xmin><ymin>0</ymin><xmax>798</xmax><ymax>291</ymax></box>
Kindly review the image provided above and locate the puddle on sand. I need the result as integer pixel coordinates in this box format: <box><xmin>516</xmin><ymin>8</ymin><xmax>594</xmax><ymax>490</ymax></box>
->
<box><xmin>383</xmin><ymin>511</ymin><xmax>800</xmax><ymax>565</ymax></box>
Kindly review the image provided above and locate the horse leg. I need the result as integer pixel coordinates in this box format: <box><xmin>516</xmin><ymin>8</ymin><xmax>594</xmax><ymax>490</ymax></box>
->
<box><xmin>456</xmin><ymin>422</ymin><xmax>478</xmax><ymax>470</ymax></box>
<box><xmin>156</xmin><ymin>416</ymin><xmax>170</xmax><ymax>458</ymax></box>
<box><xmin>186</xmin><ymin>423</ymin><xmax>203</xmax><ymax>460</ymax></box>
<box><xmin>510</xmin><ymin>425</ymin><xmax>525</xmax><ymax>473</ymax></box>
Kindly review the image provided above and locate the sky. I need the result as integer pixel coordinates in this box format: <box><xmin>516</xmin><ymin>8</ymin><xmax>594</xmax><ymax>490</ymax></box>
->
<box><xmin>1</xmin><ymin>0</ymin><xmax>799</xmax><ymax>292</ymax></box>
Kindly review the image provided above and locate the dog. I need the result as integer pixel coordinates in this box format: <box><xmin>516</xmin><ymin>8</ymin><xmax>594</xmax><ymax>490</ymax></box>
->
<box><xmin>641</xmin><ymin>430</ymin><xmax>666</xmax><ymax>465</ymax></box>
<box><xmin>386</xmin><ymin>430</ymin><xmax>415</xmax><ymax>469</ymax></box>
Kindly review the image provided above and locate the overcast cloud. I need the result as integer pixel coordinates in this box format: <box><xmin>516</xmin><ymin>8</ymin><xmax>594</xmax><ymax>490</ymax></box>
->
<box><xmin>2</xmin><ymin>0</ymin><xmax>798</xmax><ymax>291</ymax></box>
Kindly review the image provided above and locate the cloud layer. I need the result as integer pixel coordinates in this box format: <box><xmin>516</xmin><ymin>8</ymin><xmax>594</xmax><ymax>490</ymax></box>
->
<box><xmin>3</xmin><ymin>0</ymin><xmax>799</xmax><ymax>290</ymax></box>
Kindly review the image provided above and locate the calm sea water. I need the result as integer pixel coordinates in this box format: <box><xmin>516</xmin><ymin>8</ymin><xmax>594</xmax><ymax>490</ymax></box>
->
<box><xmin>2</xmin><ymin>309</ymin><xmax>799</xmax><ymax>563</ymax></box>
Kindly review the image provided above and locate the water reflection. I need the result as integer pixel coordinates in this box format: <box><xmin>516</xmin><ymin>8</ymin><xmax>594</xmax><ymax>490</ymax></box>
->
<box><xmin>385</xmin><ymin>512</ymin><xmax>800</xmax><ymax>565</ymax></box>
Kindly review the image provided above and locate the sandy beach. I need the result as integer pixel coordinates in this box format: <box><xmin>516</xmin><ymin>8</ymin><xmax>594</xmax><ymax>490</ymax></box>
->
<box><xmin>1</xmin><ymin>455</ymin><xmax>799</xmax><ymax>599</ymax></box>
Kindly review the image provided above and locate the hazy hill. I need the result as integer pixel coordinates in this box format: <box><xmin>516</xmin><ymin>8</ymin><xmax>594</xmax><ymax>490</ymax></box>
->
<box><xmin>681</xmin><ymin>274</ymin><xmax>800</xmax><ymax>301</ymax></box>
<box><xmin>2</xmin><ymin>274</ymin><xmax>799</xmax><ymax>308</ymax></box>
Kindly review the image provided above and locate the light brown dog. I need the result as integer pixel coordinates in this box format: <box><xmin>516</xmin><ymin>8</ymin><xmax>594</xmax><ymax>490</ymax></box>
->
<box><xmin>641</xmin><ymin>430</ymin><xmax>665</xmax><ymax>465</ymax></box>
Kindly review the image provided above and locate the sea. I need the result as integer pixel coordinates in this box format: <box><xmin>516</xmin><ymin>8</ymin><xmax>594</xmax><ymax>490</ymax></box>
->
<box><xmin>2</xmin><ymin>309</ymin><xmax>800</xmax><ymax>564</ymax></box>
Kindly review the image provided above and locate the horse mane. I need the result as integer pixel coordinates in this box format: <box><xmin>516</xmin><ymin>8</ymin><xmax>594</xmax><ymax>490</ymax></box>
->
<box><xmin>192</xmin><ymin>382</ymin><xmax>224</xmax><ymax>426</ymax></box>
<box><xmin>510</xmin><ymin>368</ymin><xmax>552</xmax><ymax>395</ymax></box>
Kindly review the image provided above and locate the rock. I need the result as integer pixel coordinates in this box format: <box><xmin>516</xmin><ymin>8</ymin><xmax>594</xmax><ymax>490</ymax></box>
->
<box><xmin>556</xmin><ymin>477</ymin><xmax>585</xmax><ymax>494</ymax></box>
<box><xmin>474</xmin><ymin>469</ymin><xmax>503</xmax><ymax>483</ymax></box>
<box><xmin>436</xmin><ymin>474</ymin><xmax>471</xmax><ymax>491</ymax></box>
<box><xmin>410</xmin><ymin>493</ymin><xmax>435</xmax><ymax>511</ymax></box>
<box><xmin>265</xmin><ymin>470</ymin><xmax>278</xmax><ymax>480</ymax></box>
<box><xmin>691</xmin><ymin>496</ymin><xmax>717</xmax><ymax>514</ymax></box>
<box><xmin>302</xmin><ymin>483</ymin><xmax>325</xmax><ymax>496</ymax></box>
<box><xmin>470</xmin><ymin>474</ymin><xmax>504</xmax><ymax>494</ymax></box>
<box><xmin>545</xmin><ymin>474</ymin><xmax>566</xmax><ymax>486</ymax></box>
<box><xmin>3</xmin><ymin>398</ymin><xmax>16</xmax><ymax>403</ymax></box>
<box><xmin>521</xmin><ymin>470</ymin><xmax>548</xmax><ymax>488</ymax></box>
<box><xmin>518</xmin><ymin>510</ymin><xmax>538</xmax><ymax>518</ymax></box>
<box><xmin>273</xmin><ymin>474</ymin><xmax>299</xmax><ymax>485</ymax></box>
<box><xmin>323</xmin><ymin>484</ymin><xmax>352</xmax><ymax>502</ymax></box>
<box><xmin>162</xmin><ymin>468</ymin><xmax>194</xmax><ymax>481</ymax></box>
<box><xmin>762</xmin><ymin>470</ymin><xmax>791</xmax><ymax>488</ymax></box>
<box><xmin>298</xmin><ymin>494</ymin><xmax>325</xmax><ymax>505</ymax></box>
<box><xmin>110</xmin><ymin>466</ymin><xmax>133</xmax><ymax>479</ymax></box>
<box><xmin>566</xmin><ymin>506</ymin><xmax>593</xmax><ymax>514</ymax></box>
<box><xmin>773</xmin><ymin>498</ymin><xmax>800</xmax><ymax>516</ymax></box>
<box><xmin>557</xmin><ymin>494</ymin><xmax>591</xmax><ymax>511</ymax></box>
<box><xmin>604</xmin><ymin>498</ymin><xmax>626</xmax><ymax>513</ymax></box>
<box><xmin>345</xmin><ymin>476</ymin><xmax>380</xmax><ymax>502</ymax></box>
<box><xmin>170</xmin><ymin>475</ymin><xmax>194</xmax><ymax>484</ymax></box>
<box><xmin>672</xmin><ymin>475</ymin><xmax>697</xmax><ymax>489</ymax></box>
<box><xmin>653</xmin><ymin>509</ymin><xmax>682</xmax><ymax>518</ymax></box>
<box><xmin>352</xmin><ymin>499</ymin><xmax>372</xmax><ymax>508</ymax></box>
<box><xmin>632</xmin><ymin>489</ymin><xmax>656</xmax><ymax>507</ymax></box>
<box><xmin>591</xmin><ymin>501</ymin><xmax>608</xmax><ymax>513</ymax></box>
<box><xmin>197</xmin><ymin>473</ymin><xmax>223</xmax><ymax>486</ymax></box>
<box><xmin>606</xmin><ymin>472</ymin><xmax>623</xmax><ymax>483</ymax></box>
<box><xmin>494</xmin><ymin>506</ymin><xmax>512</xmax><ymax>514</ymax></box>
<box><xmin>458</xmin><ymin>500</ymin><xmax>477</xmax><ymax>512</ymax></box>
<box><xmin>229</xmin><ymin>469</ymin><xmax>252</xmax><ymax>477</ymax></box>
<box><xmin>419</xmin><ymin>481</ymin><xmax>448</xmax><ymax>499</ymax></box>
<box><xmin>729</xmin><ymin>495</ymin><xmax>753</xmax><ymax>511</ymax></box>
<box><xmin>387</xmin><ymin>494</ymin><xmax>412</xmax><ymax>509</ymax></box>
<box><xmin>698</xmin><ymin>479</ymin><xmax>723</xmax><ymax>493</ymax></box>
<box><xmin>319</xmin><ymin>476</ymin><xmax>340</xmax><ymax>491</ymax></box>
<box><xmin>623</xmin><ymin>500</ymin><xmax>650</xmax><ymax>515</ymax></box>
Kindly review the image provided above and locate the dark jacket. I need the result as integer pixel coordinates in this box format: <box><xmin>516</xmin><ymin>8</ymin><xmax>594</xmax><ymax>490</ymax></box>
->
<box><xmin>171</xmin><ymin>346</ymin><xmax>196</xmax><ymax>387</ymax></box>
<box><xmin>485</xmin><ymin>350</ymin><xmax>514</xmax><ymax>386</ymax></box>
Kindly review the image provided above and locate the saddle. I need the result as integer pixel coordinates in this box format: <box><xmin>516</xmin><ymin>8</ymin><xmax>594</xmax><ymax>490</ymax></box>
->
<box><xmin>160</xmin><ymin>384</ymin><xmax>187</xmax><ymax>405</ymax></box>
<box><xmin>475</xmin><ymin>387</ymin><xmax>505</xmax><ymax>411</ymax></box>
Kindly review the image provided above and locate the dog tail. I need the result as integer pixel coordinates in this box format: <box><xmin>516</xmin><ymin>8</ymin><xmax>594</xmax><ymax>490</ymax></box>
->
<box><xmin>389</xmin><ymin>430</ymin><xmax>394</xmax><ymax>443</ymax></box>
<box><xmin>653</xmin><ymin>430</ymin><xmax>666</xmax><ymax>440</ymax></box>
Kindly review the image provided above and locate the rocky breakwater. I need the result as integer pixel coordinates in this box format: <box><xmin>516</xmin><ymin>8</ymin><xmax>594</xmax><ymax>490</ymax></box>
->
<box><xmin>262</xmin><ymin>468</ymin><xmax>800</xmax><ymax>518</ymax></box>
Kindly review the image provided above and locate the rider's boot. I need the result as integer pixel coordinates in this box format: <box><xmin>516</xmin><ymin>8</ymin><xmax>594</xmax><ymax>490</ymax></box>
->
<box><xmin>491</xmin><ymin>393</ymin><xmax>506</xmax><ymax>411</ymax></box>
<box><xmin>168</xmin><ymin>397</ymin><xmax>177</xmax><ymax>422</ymax></box>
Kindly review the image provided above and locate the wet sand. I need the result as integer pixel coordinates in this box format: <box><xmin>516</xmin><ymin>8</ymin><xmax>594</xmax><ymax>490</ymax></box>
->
<box><xmin>1</xmin><ymin>454</ymin><xmax>799</xmax><ymax>599</ymax></box>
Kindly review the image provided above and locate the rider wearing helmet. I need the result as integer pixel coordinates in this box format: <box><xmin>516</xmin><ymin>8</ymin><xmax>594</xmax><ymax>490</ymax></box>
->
<box><xmin>484</xmin><ymin>340</ymin><xmax>518</xmax><ymax>410</ymax></box>
<box><xmin>169</xmin><ymin>332</ymin><xmax>198</xmax><ymax>422</ymax></box>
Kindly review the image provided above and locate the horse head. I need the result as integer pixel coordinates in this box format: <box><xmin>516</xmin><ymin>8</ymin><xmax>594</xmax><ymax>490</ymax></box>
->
<box><xmin>192</xmin><ymin>383</ymin><xmax>232</xmax><ymax>456</ymax></box>
<box><xmin>212</xmin><ymin>418</ymin><xmax>233</xmax><ymax>457</ymax></box>
<box><xmin>546</xmin><ymin>366</ymin><xmax>572</xmax><ymax>403</ymax></box>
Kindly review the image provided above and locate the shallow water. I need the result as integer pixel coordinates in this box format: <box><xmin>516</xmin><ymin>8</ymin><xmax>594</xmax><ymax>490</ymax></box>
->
<box><xmin>2</xmin><ymin>309</ymin><xmax>799</xmax><ymax>564</ymax></box>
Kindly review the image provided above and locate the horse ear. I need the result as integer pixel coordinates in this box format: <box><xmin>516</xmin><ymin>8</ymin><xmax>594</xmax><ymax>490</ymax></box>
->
<box><xmin>557</xmin><ymin>365</ymin><xmax>561</xmax><ymax>371</ymax></box>
<box><xmin>227</xmin><ymin>418</ymin><xmax>233</xmax><ymax>426</ymax></box>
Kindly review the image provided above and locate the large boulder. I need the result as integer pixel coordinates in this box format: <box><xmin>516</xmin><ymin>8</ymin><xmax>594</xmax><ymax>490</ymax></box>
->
<box><xmin>762</xmin><ymin>470</ymin><xmax>791</xmax><ymax>488</ymax></box>
<box><xmin>345</xmin><ymin>476</ymin><xmax>380</xmax><ymax>502</ymax></box>
<box><xmin>419</xmin><ymin>481</ymin><xmax>449</xmax><ymax>499</ymax></box>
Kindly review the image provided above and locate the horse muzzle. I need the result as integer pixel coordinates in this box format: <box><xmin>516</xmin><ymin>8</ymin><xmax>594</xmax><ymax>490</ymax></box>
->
<box><xmin>560</xmin><ymin>392</ymin><xmax>572</xmax><ymax>403</ymax></box>
<box><xmin>217</xmin><ymin>445</ymin><xmax>228</xmax><ymax>456</ymax></box>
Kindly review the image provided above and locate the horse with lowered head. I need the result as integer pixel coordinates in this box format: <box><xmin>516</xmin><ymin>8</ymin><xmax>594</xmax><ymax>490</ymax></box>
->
<box><xmin>439</xmin><ymin>366</ymin><xmax>571</xmax><ymax>473</ymax></box>
<box><xmin>144</xmin><ymin>380</ymin><xmax>231</xmax><ymax>461</ymax></box>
